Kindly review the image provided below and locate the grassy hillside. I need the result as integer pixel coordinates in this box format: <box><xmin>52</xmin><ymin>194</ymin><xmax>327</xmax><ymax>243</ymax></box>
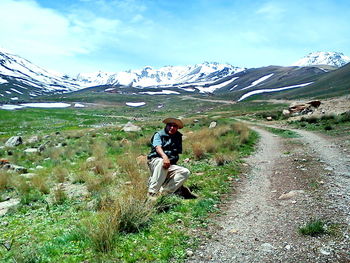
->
<box><xmin>1</xmin><ymin>101</ymin><xmax>283</xmax><ymax>262</ymax></box>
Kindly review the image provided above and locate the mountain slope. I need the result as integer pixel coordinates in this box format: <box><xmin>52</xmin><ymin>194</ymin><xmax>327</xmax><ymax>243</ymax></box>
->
<box><xmin>74</xmin><ymin>62</ymin><xmax>245</xmax><ymax>87</ymax></box>
<box><xmin>292</xmin><ymin>51</ymin><xmax>350</xmax><ymax>68</ymax></box>
<box><xmin>0</xmin><ymin>49</ymin><xmax>85</xmax><ymax>101</ymax></box>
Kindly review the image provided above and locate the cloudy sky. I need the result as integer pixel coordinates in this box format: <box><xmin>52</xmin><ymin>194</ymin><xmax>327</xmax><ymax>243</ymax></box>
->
<box><xmin>0</xmin><ymin>0</ymin><xmax>349</xmax><ymax>74</ymax></box>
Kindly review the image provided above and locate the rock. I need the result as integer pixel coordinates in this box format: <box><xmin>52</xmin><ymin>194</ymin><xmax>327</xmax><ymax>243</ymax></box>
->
<box><xmin>307</xmin><ymin>100</ymin><xmax>321</xmax><ymax>108</ymax></box>
<box><xmin>186</xmin><ymin>250</ymin><xmax>194</xmax><ymax>257</ymax></box>
<box><xmin>36</xmin><ymin>165</ymin><xmax>44</xmax><ymax>169</ymax></box>
<box><xmin>38</xmin><ymin>142</ymin><xmax>49</xmax><ymax>152</ymax></box>
<box><xmin>278</xmin><ymin>190</ymin><xmax>305</xmax><ymax>200</ymax></box>
<box><xmin>24</xmin><ymin>148</ymin><xmax>39</xmax><ymax>153</ymax></box>
<box><xmin>0</xmin><ymin>198</ymin><xmax>20</xmax><ymax>216</ymax></box>
<box><xmin>20</xmin><ymin>173</ymin><xmax>37</xmax><ymax>179</ymax></box>
<box><xmin>284</xmin><ymin>244</ymin><xmax>292</xmax><ymax>250</ymax></box>
<box><xmin>11</xmin><ymin>165</ymin><xmax>28</xmax><ymax>174</ymax></box>
<box><xmin>261</xmin><ymin>243</ymin><xmax>275</xmax><ymax>252</ymax></box>
<box><xmin>27</xmin><ymin>135</ymin><xmax>39</xmax><ymax>144</ymax></box>
<box><xmin>86</xmin><ymin>157</ymin><xmax>96</xmax><ymax>163</ymax></box>
<box><xmin>320</xmin><ymin>247</ymin><xmax>332</xmax><ymax>255</ymax></box>
<box><xmin>266</xmin><ymin>116</ymin><xmax>273</xmax><ymax>121</ymax></box>
<box><xmin>5</xmin><ymin>136</ymin><xmax>23</xmax><ymax>147</ymax></box>
<box><xmin>209</xmin><ymin>121</ymin><xmax>217</xmax><ymax>129</ymax></box>
<box><xmin>282</xmin><ymin>109</ymin><xmax>291</xmax><ymax>116</ymax></box>
<box><xmin>122</xmin><ymin>122</ymin><xmax>141</xmax><ymax>132</ymax></box>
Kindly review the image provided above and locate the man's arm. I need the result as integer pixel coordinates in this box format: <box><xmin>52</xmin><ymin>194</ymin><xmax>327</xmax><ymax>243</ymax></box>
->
<box><xmin>155</xmin><ymin>146</ymin><xmax>171</xmax><ymax>169</ymax></box>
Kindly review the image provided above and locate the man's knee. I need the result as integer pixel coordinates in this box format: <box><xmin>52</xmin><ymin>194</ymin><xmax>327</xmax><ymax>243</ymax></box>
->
<box><xmin>181</xmin><ymin>167</ymin><xmax>190</xmax><ymax>179</ymax></box>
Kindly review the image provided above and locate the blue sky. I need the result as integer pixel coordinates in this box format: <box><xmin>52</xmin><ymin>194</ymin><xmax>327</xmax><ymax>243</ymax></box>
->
<box><xmin>0</xmin><ymin>0</ymin><xmax>349</xmax><ymax>74</ymax></box>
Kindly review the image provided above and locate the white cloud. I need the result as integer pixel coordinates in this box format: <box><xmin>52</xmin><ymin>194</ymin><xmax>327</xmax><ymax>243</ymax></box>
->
<box><xmin>0</xmin><ymin>0</ymin><xmax>123</xmax><ymax>71</ymax></box>
<box><xmin>256</xmin><ymin>1</ymin><xmax>285</xmax><ymax>20</ymax></box>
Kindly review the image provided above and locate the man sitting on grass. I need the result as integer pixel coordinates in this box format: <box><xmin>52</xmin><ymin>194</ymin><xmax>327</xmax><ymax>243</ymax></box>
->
<box><xmin>147</xmin><ymin>117</ymin><xmax>197</xmax><ymax>199</ymax></box>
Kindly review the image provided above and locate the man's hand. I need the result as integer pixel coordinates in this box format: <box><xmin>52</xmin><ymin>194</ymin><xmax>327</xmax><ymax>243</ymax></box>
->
<box><xmin>155</xmin><ymin>145</ymin><xmax>171</xmax><ymax>169</ymax></box>
<box><xmin>162</xmin><ymin>156</ymin><xmax>170</xmax><ymax>169</ymax></box>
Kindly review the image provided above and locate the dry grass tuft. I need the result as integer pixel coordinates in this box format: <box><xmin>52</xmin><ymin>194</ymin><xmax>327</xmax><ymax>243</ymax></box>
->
<box><xmin>53</xmin><ymin>184</ymin><xmax>67</xmax><ymax>204</ymax></box>
<box><xmin>0</xmin><ymin>170</ymin><xmax>11</xmax><ymax>190</ymax></box>
<box><xmin>231</xmin><ymin>122</ymin><xmax>250</xmax><ymax>144</ymax></box>
<box><xmin>52</xmin><ymin>166</ymin><xmax>69</xmax><ymax>183</ymax></box>
<box><xmin>31</xmin><ymin>174</ymin><xmax>50</xmax><ymax>194</ymax></box>
<box><xmin>83</xmin><ymin>209</ymin><xmax>120</xmax><ymax>253</ymax></box>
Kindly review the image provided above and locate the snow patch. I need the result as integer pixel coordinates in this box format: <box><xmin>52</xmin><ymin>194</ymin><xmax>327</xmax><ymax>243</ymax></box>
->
<box><xmin>74</xmin><ymin>103</ymin><xmax>85</xmax><ymax>108</ymax></box>
<box><xmin>197</xmin><ymin>77</ymin><xmax>239</xmax><ymax>93</ymax></box>
<box><xmin>241</xmin><ymin>74</ymin><xmax>274</xmax><ymax>90</ymax></box>
<box><xmin>10</xmin><ymin>88</ymin><xmax>23</xmax><ymax>94</ymax></box>
<box><xmin>125</xmin><ymin>102</ymin><xmax>146</xmax><ymax>107</ymax></box>
<box><xmin>21</xmin><ymin>103</ymin><xmax>71</xmax><ymax>108</ymax></box>
<box><xmin>139</xmin><ymin>90</ymin><xmax>180</xmax><ymax>95</ymax></box>
<box><xmin>238</xmin><ymin>82</ymin><xmax>313</xmax><ymax>101</ymax></box>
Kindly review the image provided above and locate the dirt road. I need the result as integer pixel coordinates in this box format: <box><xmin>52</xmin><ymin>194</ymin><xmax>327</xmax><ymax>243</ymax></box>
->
<box><xmin>187</xmin><ymin>125</ymin><xmax>350</xmax><ymax>262</ymax></box>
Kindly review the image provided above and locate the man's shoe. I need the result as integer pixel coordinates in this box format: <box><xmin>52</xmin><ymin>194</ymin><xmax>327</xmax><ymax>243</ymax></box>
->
<box><xmin>175</xmin><ymin>185</ymin><xmax>198</xmax><ymax>199</ymax></box>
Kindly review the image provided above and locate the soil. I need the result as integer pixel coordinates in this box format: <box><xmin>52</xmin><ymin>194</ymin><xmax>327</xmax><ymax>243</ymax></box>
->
<box><xmin>187</xmin><ymin>123</ymin><xmax>350</xmax><ymax>262</ymax></box>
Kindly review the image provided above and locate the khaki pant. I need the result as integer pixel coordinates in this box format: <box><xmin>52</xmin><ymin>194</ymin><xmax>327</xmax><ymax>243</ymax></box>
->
<box><xmin>148</xmin><ymin>157</ymin><xmax>190</xmax><ymax>194</ymax></box>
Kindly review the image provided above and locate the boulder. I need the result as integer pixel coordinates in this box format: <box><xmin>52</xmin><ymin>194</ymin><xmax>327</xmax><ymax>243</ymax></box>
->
<box><xmin>307</xmin><ymin>100</ymin><xmax>321</xmax><ymax>108</ymax></box>
<box><xmin>122</xmin><ymin>122</ymin><xmax>141</xmax><ymax>132</ymax></box>
<box><xmin>5</xmin><ymin>136</ymin><xmax>23</xmax><ymax>147</ymax></box>
<box><xmin>24</xmin><ymin>148</ymin><xmax>39</xmax><ymax>153</ymax></box>
<box><xmin>209</xmin><ymin>121</ymin><xmax>217</xmax><ymax>129</ymax></box>
<box><xmin>27</xmin><ymin>135</ymin><xmax>39</xmax><ymax>144</ymax></box>
<box><xmin>0</xmin><ymin>198</ymin><xmax>20</xmax><ymax>216</ymax></box>
<box><xmin>282</xmin><ymin>109</ymin><xmax>291</xmax><ymax>116</ymax></box>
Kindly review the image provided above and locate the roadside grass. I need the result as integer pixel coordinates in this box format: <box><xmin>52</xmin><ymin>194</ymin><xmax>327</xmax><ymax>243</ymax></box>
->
<box><xmin>266</xmin><ymin>127</ymin><xmax>300</xmax><ymax>138</ymax></box>
<box><xmin>288</xmin><ymin>111</ymin><xmax>350</xmax><ymax>135</ymax></box>
<box><xmin>0</xmin><ymin>108</ymin><xmax>258</xmax><ymax>262</ymax></box>
<box><xmin>299</xmin><ymin>219</ymin><xmax>327</xmax><ymax>236</ymax></box>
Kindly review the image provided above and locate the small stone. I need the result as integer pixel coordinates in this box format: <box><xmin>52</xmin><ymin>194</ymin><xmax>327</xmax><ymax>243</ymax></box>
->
<box><xmin>209</xmin><ymin>121</ymin><xmax>217</xmax><ymax>129</ymax></box>
<box><xmin>284</xmin><ymin>244</ymin><xmax>292</xmax><ymax>250</ymax></box>
<box><xmin>24</xmin><ymin>148</ymin><xmax>39</xmax><ymax>153</ymax></box>
<box><xmin>261</xmin><ymin>243</ymin><xmax>275</xmax><ymax>252</ymax></box>
<box><xmin>186</xmin><ymin>250</ymin><xmax>194</xmax><ymax>257</ymax></box>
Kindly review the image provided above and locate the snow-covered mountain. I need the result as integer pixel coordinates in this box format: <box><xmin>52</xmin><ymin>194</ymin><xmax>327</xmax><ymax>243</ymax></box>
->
<box><xmin>0</xmin><ymin>48</ymin><xmax>84</xmax><ymax>99</ymax></box>
<box><xmin>292</xmin><ymin>51</ymin><xmax>350</xmax><ymax>68</ymax></box>
<box><xmin>74</xmin><ymin>62</ymin><xmax>244</xmax><ymax>87</ymax></box>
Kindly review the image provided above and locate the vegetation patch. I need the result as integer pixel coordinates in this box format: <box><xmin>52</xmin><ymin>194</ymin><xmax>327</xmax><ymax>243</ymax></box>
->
<box><xmin>266</xmin><ymin>127</ymin><xmax>300</xmax><ymax>138</ymax></box>
<box><xmin>299</xmin><ymin>219</ymin><xmax>327</xmax><ymax>236</ymax></box>
<box><xmin>0</xmin><ymin>104</ymin><xmax>257</xmax><ymax>262</ymax></box>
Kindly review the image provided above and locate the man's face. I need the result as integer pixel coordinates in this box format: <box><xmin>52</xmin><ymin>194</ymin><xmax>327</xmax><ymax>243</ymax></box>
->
<box><xmin>166</xmin><ymin>123</ymin><xmax>179</xmax><ymax>135</ymax></box>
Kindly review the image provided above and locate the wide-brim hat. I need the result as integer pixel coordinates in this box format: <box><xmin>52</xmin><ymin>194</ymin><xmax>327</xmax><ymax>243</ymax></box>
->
<box><xmin>162</xmin><ymin>118</ymin><xmax>184</xmax><ymax>129</ymax></box>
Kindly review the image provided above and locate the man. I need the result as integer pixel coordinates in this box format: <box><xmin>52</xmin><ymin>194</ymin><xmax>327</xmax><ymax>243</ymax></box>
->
<box><xmin>147</xmin><ymin>117</ymin><xmax>196</xmax><ymax>198</ymax></box>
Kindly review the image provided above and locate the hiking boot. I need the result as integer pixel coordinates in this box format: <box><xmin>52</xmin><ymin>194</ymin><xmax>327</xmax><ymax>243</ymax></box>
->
<box><xmin>175</xmin><ymin>185</ymin><xmax>198</xmax><ymax>199</ymax></box>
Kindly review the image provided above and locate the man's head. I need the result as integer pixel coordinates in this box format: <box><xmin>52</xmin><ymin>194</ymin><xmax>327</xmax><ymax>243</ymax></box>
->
<box><xmin>163</xmin><ymin>118</ymin><xmax>183</xmax><ymax>135</ymax></box>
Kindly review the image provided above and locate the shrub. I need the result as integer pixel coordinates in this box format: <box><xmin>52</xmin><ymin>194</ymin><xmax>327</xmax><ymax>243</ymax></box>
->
<box><xmin>213</xmin><ymin>153</ymin><xmax>233</xmax><ymax>166</ymax></box>
<box><xmin>31</xmin><ymin>174</ymin><xmax>50</xmax><ymax>194</ymax></box>
<box><xmin>299</xmin><ymin>219</ymin><xmax>326</xmax><ymax>236</ymax></box>
<box><xmin>0</xmin><ymin>170</ymin><xmax>11</xmax><ymax>191</ymax></box>
<box><xmin>192</xmin><ymin>142</ymin><xmax>205</xmax><ymax>160</ymax></box>
<box><xmin>53</xmin><ymin>184</ymin><xmax>67</xmax><ymax>205</ymax></box>
<box><xmin>82</xmin><ymin>210</ymin><xmax>120</xmax><ymax>253</ymax></box>
<box><xmin>52</xmin><ymin>166</ymin><xmax>69</xmax><ymax>183</ymax></box>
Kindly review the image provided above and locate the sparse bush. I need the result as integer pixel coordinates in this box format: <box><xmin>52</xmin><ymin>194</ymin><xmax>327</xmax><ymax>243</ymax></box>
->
<box><xmin>192</xmin><ymin>142</ymin><xmax>205</xmax><ymax>160</ymax></box>
<box><xmin>52</xmin><ymin>166</ymin><xmax>69</xmax><ymax>183</ymax></box>
<box><xmin>213</xmin><ymin>153</ymin><xmax>233</xmax><ymax>166</ymax></box>
<box><xmin>82</xmin><ymin>210</ymin><xmax>120</xmax><ymax>253</ymax></box>
<box><xmin>0</xmin><ymin>170</ymin><xmax>11</xmax><ymax>190</ymax></box>
<box><xmin>53</xmin><ymin>184</ymin><xmax>67</xmax><ymax>205</ymax></box>
<box><xmin>299</xmin><ymin>219</ymin><xmax>326</xmax><ymax>236</ymax></box>
<box><xmin>231</xmin><ymin>122</ymin><xmax>250</xmax><ymax>144</ymax></box>
<box><xmin>31</xmin><ymin>174</ymin><xmax>50</xmax><ymax>194</ymax></box>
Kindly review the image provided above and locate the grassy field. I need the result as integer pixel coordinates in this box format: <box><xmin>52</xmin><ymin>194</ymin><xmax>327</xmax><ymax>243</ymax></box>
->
<box><xmin>0</xmin><ymin>99</ymin><xmax>265</xmax><ymax>262</ymax></box>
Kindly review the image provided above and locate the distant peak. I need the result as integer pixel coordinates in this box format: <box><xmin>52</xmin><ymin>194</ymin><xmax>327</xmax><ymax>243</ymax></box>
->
<box><xmin>292</xmin><ymin>51</ymin><xmax>350</xmax><ymax>67</ymax></box>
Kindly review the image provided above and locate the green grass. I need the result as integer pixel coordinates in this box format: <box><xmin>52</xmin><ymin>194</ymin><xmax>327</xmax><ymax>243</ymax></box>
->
<box><xmin>288</xmin><ymin>111</ymin><xmax>350</xmax><ymax>135</ymax></box>
<box><xmin>0</xmin><ymin>105</ymin><xmax>258</xmax><ymax>262</ymax></box>
<box><xmin>266</xmin><ymin>127</ymin><xmax>300</xmax><ymax>138</ymax></box>
<box><xmin>299</xmin><ymin>219</ymin><xmax>327</xmax><ymax>236</ymax></box>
